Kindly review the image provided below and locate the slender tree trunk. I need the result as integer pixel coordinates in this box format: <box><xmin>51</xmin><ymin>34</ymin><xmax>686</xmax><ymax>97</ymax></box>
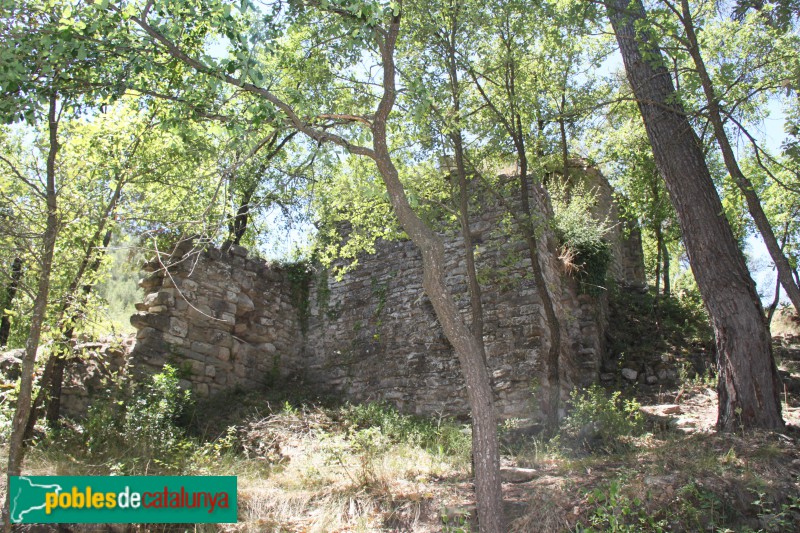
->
<box><xmin>678</xmin><ymin>0</ymin><xmax>800</xmax><ymax>314</ymax></box>
<box><xmin>30</xmin><ymin>165</ymin><xmax>124</xmax><ymax>435</ymax></box>
<box><xmin>4</xmin><ymin>93</ymin><xmax>61</xmax><ymax>531</ymax></box>
<box><xmin>230</xmin><ymin>183</ymin><xmax>256</xmax><ymax>246</ymax></box>
<box><xmin>370</xmin><ymin>19</ymin><xmax>503</xmax><ymax>532</ymax></box>
<box><xmin>226</xmin><ymin>131</ymin><xmax>295</xmax><ymax>246</ymax></box>
<box><xmin>767</xmin><ymin>276</ymin><xmax>781</xmax><ymax>326</ymax></box>
<box><xmin>445</xmin><ymin>33</ymin><xmax>485</xmax><ymax>349</ymax></box>
<box><xmin>767</xmin><ymin>223</ymin><xmax>791</xmax><ymax>326</ymax></box>
<box><xmin>605</xmin><ymin>0</ymin><xmax>783</xmax><ymax>430</ymax></box>
<box><xmin>559</xmin><ymin>91</ymin><xmax>570</xmax><ymax>186</ymax></box>
<box><xmin>654</xmin><ymin>225</ymin><xmax>663</xmax><ymax>299</ymax></box>
<box><xmin>662</xmin><ymin>240</ymin><xmax>670</xmax><ymax>297</ymax></box>
<box><xmin>373</xmin><ymin>124</ymin><xmax>504</xmax><ymax>533</ymax></box>
<box><xmin>43</xmin><ymin>229</ymin><xmax>114</xmax><ymax>428</ymax></box>
<box><xmin>132</xmin><ymin>9</ymin><xmax>504</xmax><ymax>530</ymax></box>
<box><xmin>517</xmin><ymin>149</ymin><xmax>563</xmax><ymax>429</ymax></box>
<box><xmin>467</xmin><ymin>48</ymin><xmax>566</xmax><ymax>430</ymax></box>
<box><xmin>0</xmin><ymin>257</ymin><xmax>23</xmax><ymax>346</ymax></box>
<box><xmin>446</xmin><ymin>34</ymin><xmax>493</xmax><ymax>488</ymax></box>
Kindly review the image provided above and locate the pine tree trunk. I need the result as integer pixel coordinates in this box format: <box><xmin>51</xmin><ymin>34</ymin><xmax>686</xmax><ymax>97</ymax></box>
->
<box><xmin>605</xmin><ymin>0</ymin><xmax>783</xmax><ymax>430</ymax></box>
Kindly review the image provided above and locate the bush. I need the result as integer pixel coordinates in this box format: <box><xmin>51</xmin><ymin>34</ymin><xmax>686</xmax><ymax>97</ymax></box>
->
<box><xmin>80</xmin><ymin>364</ymin><xmax>194</xmax><ymax>474</ymax></box>
<box><xmin>559</xmin><ymin>385</ymin><xmax>645</xmax><ymax>453</ymax></box>
<box><xmin>551</xmin><ymin>182</ymin><xmax>613</xmax><ymax>295</ymax></box>
<box><xmin>339</xmin><ymin>402</ymin><xmax>470</xmax><ymax>458</ymax></box>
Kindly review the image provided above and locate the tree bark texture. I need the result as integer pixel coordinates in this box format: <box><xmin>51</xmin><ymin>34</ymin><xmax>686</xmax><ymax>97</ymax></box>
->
<box><xmin>4</xmin><ymin>94</ymin><xmax>61</xmax><ymax>531</ymax></box>
<box><xmin>679</xmin><ymin>0</ymin><xmax>800</xmax><ymax>314</ymax></box>
<box><xmin>605</xmin><ymin>0</ymin><xmax>783</xmax><ymax>430</ymax></box>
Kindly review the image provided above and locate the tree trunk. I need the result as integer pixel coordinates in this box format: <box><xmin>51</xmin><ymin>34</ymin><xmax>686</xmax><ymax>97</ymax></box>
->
<box><xmin>679</xmin><ymin>0</ymin><xmax>800</xmax><ymax>314</ymax></box>
<box><xmin>605</xmin><ymin>0</ymin><xmax>783</xmax><ymax>430</ymax></box>
<box><xmin>468</xmin><ymin>45</ymin><xmax>566</xmax><ymax>431</ymax></box>
<box><xmin>662</xmin><ymin>239</ymin><xmax>670</xmax><ymax>297</ymax></box>
<box><xmin>32</xmin><ymin>176</ymin><xmax>122</xmax><ymax>433</ymax></box>
<box><xmin>370</xmin><ymin>19</ymin><xmax>504</xmax><ymax>532</ymax></box>
<box><xmin>515</xmin><ymin>143</ymin><xmax>563</xmax><ymax>429</ymax></box>
<box><xmin>230</xmin><ymin>183</ymin><xmax>256</xmax><ymax>246</ymax></box>
<box><xmin>4</xmin><ymin>93</ymin><xmax>61</xmax><ymax>531</ymax></box>
<box><xmin>767</xmin><ymin>276</ymin><xmax>781</xmax><ymax>326</ymax></box>
<box><xmin>654</xmin><ymin>225</ymin><xmax>662</xmax><ymax>299</ymax></box>
<box><xmin>0</xmin><ymin>256</ymin><xmax>23</xmax><ymax>346</ymax></box>
<box><xmin>132</xmin><ymin>10</ymin><xmax>505</xmax><ymax>530</ymax></box>
<box><xmin>44</xmin><ymin>231</ymin><xmax>112</xmax><ymax>428</ymax></box>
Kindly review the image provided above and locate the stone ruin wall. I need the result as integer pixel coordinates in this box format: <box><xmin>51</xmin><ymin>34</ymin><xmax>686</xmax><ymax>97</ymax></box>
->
<box><xmin>128</xmin><ymin>171</ymin><xmax>646</xmax><ymax>421</ymax></box>
<box><xmin>131</xmin><ymin>243</ymin><xmax>306</xmax><ymax>396</ymax></box>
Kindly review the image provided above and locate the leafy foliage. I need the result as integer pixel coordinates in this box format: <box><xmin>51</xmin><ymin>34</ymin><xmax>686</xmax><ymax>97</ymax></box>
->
<box><xmin>76</xmin><ymin>364</ymin><xmax>194</xmax><ymax>474</ymax></box>
<box><xmin>551</xmin><ymin>181</ymin><xmax>613</xmax><ymax>295</ymax></box>
<box><xmin>559</xmin><ymin>385</ymin><xmax>645</xmax><ymax>453</ymax></box>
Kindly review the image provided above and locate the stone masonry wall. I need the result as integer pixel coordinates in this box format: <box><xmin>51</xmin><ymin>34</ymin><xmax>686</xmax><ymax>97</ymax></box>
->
<box><xmin>129</xmin><ymin>168</ymin><xmax>645</xmax><ymax>420</ymax></box>
<box><xmin>130</xmin><ymin>241</ymin><xmax>305</xmax><ymax>397</ymax></box>
<box><xmin>302</xmin><ymin>182</ymin><xmax>604</xmax><ymax>421</ymax></box>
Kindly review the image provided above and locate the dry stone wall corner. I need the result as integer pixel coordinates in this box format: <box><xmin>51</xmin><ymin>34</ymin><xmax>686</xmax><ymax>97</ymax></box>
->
<box><xmin>129</xmin><ymin>241</ymin><xmax>306</xmax><ymax>397</ymax></box>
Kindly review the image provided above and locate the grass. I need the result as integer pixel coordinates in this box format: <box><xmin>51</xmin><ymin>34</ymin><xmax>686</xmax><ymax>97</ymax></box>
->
<box><xmin>3</xmin><ymin>340</ymin><xmax>800</xmax><ymax>531</ymax></box>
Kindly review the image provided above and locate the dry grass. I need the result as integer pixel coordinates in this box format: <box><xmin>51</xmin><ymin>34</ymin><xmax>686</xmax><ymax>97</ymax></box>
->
<box><xmin>4</xmin><ymin>347</ymin><xmax>800</xmax><ymax>532</ymax></box>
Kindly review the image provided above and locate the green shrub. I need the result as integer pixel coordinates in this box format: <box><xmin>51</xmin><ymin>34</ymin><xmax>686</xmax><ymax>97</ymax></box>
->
<box><xmin>551</xmin><ymin>182</ymin><xmax>613</xmax><ymax>295</ymax></box>
<box><xmin>577</xmin><ymin>480</ymin><xmax>668</xmax><ymax>532</ymax></box>
<box><xmin>80</xmin><ymin>364</ymin><xmax>194</xmax><ymax>474</ymax></box>
<box><xmin>339</xmin><ymin>402</ymin><xmax>470</xmax><ymax>458</ymax></box>
<box><xmin>559</xmin><ymin>385</ymin><xmax>645</xmax><ymax>453</ymax></box>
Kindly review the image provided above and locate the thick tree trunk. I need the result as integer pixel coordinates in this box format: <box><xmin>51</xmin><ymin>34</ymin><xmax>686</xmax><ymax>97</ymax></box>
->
<box><xmin>679</xmin><ymin>0</ymin><xmax>800</xmax><ymax>314</ymax></box>
<box><xmin>0</xmin><ymin>256</ymin><xmax>23</xmax><ymax>346</ymax></box>
<box><xmin>605</xmin><ymin>0</ymin><xmax>783</xmax><ymax>430</ymax></box>
<box><xmin>4</xmin><ymin>93</ymin><xmax>61</xmax><ymax>531</ymax></box>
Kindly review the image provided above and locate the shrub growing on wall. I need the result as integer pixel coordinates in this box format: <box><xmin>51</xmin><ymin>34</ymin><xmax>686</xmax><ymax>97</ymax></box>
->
<box><xmin>551</xmin><ymin>181</ymin><xmax>613</xmax><ymax>295</ymax></box>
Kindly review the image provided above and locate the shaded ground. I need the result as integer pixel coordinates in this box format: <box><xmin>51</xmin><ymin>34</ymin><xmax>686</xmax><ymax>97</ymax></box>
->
<box><xmin>3</xmin><ymin>331</ymin><xmax>800</xmax><ymax>532</ymax></box>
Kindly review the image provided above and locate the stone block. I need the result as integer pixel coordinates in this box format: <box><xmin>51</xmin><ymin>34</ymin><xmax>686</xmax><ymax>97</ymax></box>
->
<box><xmin>216</xmin><ymin>347</ymin><xmax>231</xmax><ymax>361</ymax></box>
<box><xmin>191</xmin><ymin>341</ymin><xmax>217</xmax><ymax>357</ymax></box>
<box><xmin>237</xmin><ymin>293</ymin><xmax>255</xmax><ymax>313</ymax></box>
<box><xmin>190</xmin><ymin>360</ymin><xmax>204</xmax><ymax>375</ymax></box>
<box><xmin>169</xmin><ymin>317</ymin><xmax>188</xmax><ymax>338</ymax></box>
<box><xmin>621</xmin><ymin>368</ymin><xmax>638</xmax><ymax>381</ymax></box>
<box><xmin>205</xmin><ymin>365</ymin><xmax>216</xmax><ymax>377</ymax></box>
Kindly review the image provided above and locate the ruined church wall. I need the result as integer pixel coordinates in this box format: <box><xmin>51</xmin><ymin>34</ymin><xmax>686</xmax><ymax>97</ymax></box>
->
<box><xmin>128</xmin><ymin>169</ymin><xmax>643</xmax><ymax>420</ymax></box>
<box><xmin>302</xmin><ymin>187</ymin><xmax>606</xmax><ymax>421</ymax></box>
<box><xmin>130</xmin><ymin>241</ymin><xmax>305</xmax><ymax>397</ymax></box>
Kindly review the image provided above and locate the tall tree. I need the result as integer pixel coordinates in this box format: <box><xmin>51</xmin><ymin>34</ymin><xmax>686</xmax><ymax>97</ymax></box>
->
<box><xmin>603</xmin><ymin>0</ymin><xmax>783</xmax><ymax>430</ymax></box>
<box><xmin>663</xmin><ymin>0</ymin><xmax>800</xmax><ymax>313</ymax></box>
<box><xmin>120</xmin><ymin>1</ymin><xmax>505</xmax><ymax>528</ymax></box>
<box><xmin>2</xmin><ymin>93</ymin><xmax>60</xmax><ymax>533</ymax></box>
